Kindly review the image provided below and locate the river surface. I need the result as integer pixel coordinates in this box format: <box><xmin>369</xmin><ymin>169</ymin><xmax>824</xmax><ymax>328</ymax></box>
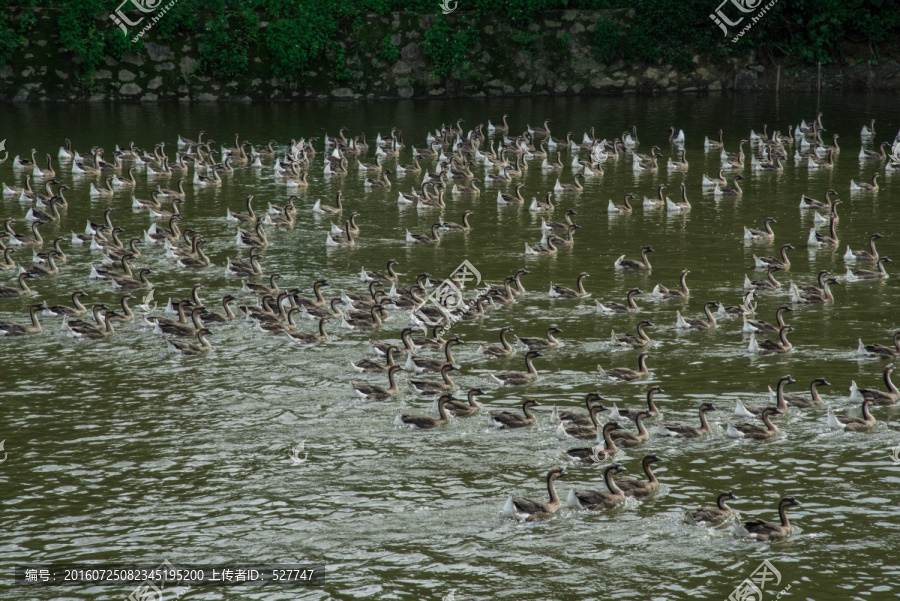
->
<box><xmin>1</xmin><ymin>92</ymin><xmax>899</xmax><ymax>601</ymax></box>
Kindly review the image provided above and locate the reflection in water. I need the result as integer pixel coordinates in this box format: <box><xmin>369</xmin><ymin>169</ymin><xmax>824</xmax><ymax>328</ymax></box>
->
<box><xmin>1</xmin><ymin>92</ymin><xmax>899</xmax><ymax>600</ymax></box>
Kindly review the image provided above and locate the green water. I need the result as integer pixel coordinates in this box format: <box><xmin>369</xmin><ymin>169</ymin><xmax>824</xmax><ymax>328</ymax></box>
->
<box><xmin>1</xmin><ymin>93</ymin><xmax>899</xmax><ymax>601</ymax></box>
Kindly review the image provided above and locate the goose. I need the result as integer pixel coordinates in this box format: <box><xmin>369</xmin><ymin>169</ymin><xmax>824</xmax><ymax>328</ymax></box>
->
<box><xmin>849</xmin><ymin>172</ymin><xmax>880</xmax><ymax>191</ymax></box>
<box><xmin>701</xmin><ymin>168</ymin><xmax>727</xmax><ymax>187</ymax></box>
<box><xmin>849</xmin><ymin>363</ymin><xmax>899</xmax><ymax>405</ymax></box>
<box><xmin>105</xmin><ymin>293</ymin><xmax>137</xmax><ymax>324</ymax></box>
<box><xmin>157</xmin><ymin>179</ymin><xmax>188</xmax><ymax>200</ymax></box>
<box><xmin>405</xmin><ymin>337</ymin><xmax>462</xmax><ymax>373</ymax></box>
<box><xmin>489</xmin><ymin>350</ymin><xmax>542</xmax><ymax>385</ymax></box>
<box><xmin>554</xmin><ymin>173</ymin><xmax>584</xmax><ymax>192</ymax></box>
<box><xmin>754</xmin><ymin>244</ymin><xmax>793</xmax><ymax>270</ymax></box>
<box><xmin>827</xmin><ymin>398</ymin><xmax>877</xmax><ymax>431</ymax></box>
<box><xmin>549</xmin><ymin>272</ymin><xmax>588</xmax><ymax>299</ymax></box>
<box><xmin>176</xmin><ymin>239</ymin><xmax>210</xmax><ymax>268</ymax></box>
<box><xmin>243</xmin><ymin>273</ymin><xmax>281</xmax><ymax>296</ymax></box>
<box><xmin>791</xmin><ymin>277</ymin><xmax>839</xmax><ymax>303</ymax></box>
<box><xmin>312</xmin><ymin>191</ymin><xmax>344</xmax><ymax>215</ymax></box>
<box><xmin>607</xmin><ymin>193</ymin><xmax>635</xmax><ymax>215</ymax></box>
<box><xmin>326</xmin><ymin>220</ymin><xmax>355</xmax><ymax>248</ymax></box>
<box><xmin>42</xmin><ymin>290</ymin><xmax>88</xmax><ymax>317</ymax></box>
<box><xmin>807</xmin><ymin>147</ymin><xmax>836</xmax><ymax>169</ymax></box>
<box><xmin>664</xmin><ymin>183</ymin><xmax>691</xmax><ymax>212</ymax></box>
<box><xmin>145</xmin><ymin>215</ymin><xmax>183</xmax><ymax>245</ymax></box>
<box><xmin>860</xmin><ymin>119</ymin><xmax>876</xmax><ymax>139</ymax></box>
<box><xmin>408</xmin><ymin>363</ymin><xmax>459</xmax><ymax>396</ymax></box>
<box><xmin>610</xmin><ymin>320</ymin><xmax>654</xmax><ymax>349</ymax></box>
<box><xmin>442</xmin><ymin>388</ymin><xmax>485</xmax><ymax>417</ymax></box>
<box><xmin>58</xmin><ymin>138</ymin><xmax>74</xmax><ymax>160</ymax></box>
<box><xmin>350</xmin><ymin>364</ymin><xmax>402</xmax><ymax>400</ymax></box>
<box><xmin>167</xmin><ymin>328</ymin><xmax>213</xmax><ymax>356</ymax></box>
<box><xmin>476</xmin><ymin>326</ymin><xmax>515</xmax><ymax>359</ymax></box>
<box><xmin>744</xmin><ymin>218</ymin><xmax>776</xmax><ymax>242</ymax></box>
<box><xmin>614</xmin><ymin>453</ymin><xmax>662</xmax><ymax>497</ymax></box>
<box><xmin>12</xmin><ymin>149</ymin><xmax>38</xmax><ymax>172</ymax></box>
<box><xmin>394</xmin><ymin>393</ymin><xmax>453</xmax><ymax>429</ymax></box>
<box><xmin>24</xmin><ymin>250</ymin><xmax>61</xmax><ymax>277</ymax></box>
<box><xmin>598</xmin><ymin>352</ymin><xmax>650</xmax><ymax>381</ymax></box>
<box><xmin>546</xmin><ymin>224</ymin><xmax>579</xmax><ymax>248</ymax></box>
<box><xmin>542</xmin><ymin>208</ymin><xmax>577</xmax><ymax>234</ymax></box>
<box><xmin>859</xmin><ymin>141</ymin><xmax>891</xmax><ymax>160</ymax></box>
<box><xmin>406</xmin><ymin>223</ymin><xmax>441</xmax><ymax>245</ymax></box>
<box><xmin>781</xmin><ymin>377</ymin><xmax>830</xmax><ymax>408</ymax></box>
<box><xmin>565</xmin><ymin>421</ymin><xmax>624</xmax><ymax>464</ymax></box>
<box><xmin>667</xmin><ymin>149</ymin><xmax>688</xmax><ymax>171</ymax></box>
<box><xmin>151</xmin><ymin>306</ymin><xmax>205</xmax><ymax>337</ymax></box>
<box><xmin>597</xmin><ymin>288</ymin><xmax>642</xmax><ymax>315</ymax></box>
<box><xmin>266</xmin><ymin>203</ymin><xmax>297</xmax><ymax>228</ymax></box>
<box><xmin>2</xmin><ymin>174</ymin><xmax>33</xmax><ymax>198</ymax></box>
<box><xmin>497</xmin><ymin>182</ymin><xmax>526</xmax><ymax>205</ymax></box>
<box><xmin>439</xmin><ymin>210</ymin><xmax>474</xmax><ymax>233</ymax></box>
<box><xmin>410</xmin><ymin>324</ymin><xmax>447</xmax><ymax>350</ymax></box>
<box><xmin>65</xmin><ymin>307</ymin><xmax>118</xmax><ymax>339</ymax></box>
<box><xmin>844</xmin><ymin>233</ymin><xmax>883</xmax><ymax>263</ymax></box>
<box><xmin>25</xmin><ymin>196</ymin><xmax>62</xmax><ymax>224</ymax></box>
<box><xmin>451</xmin><ymin>178</ymin><xmax>482</xmax><ymax>196</ymax></box>
<box><xmin>614</xmin><ymin>245</ymin><xmax>654</xmax><ymax>271</ymax></box>
<box><xmin>192</xmin><ymin>167</ymin><xmax>222</xmax><ymax>187</ymax></box>
<box><xmin>342</xmin><ymin>305</ymin><xmax>387</xmax><ymax>331</ymax></box>
<box><xmin>295</xmin><ymin>279</ymin><xmax>330</xmax><ymax>310</ymax></box>
<box><xmin>361</xmin><ymin>260</ymin><xmax>400</xmax><ymax>284</ymax></box>
<box><xmin>487</xmin><ymin>114</ymin><xmax>509</xmax><ymax>135</ymax></box>
<box><xmin>794</xmin><ymin>269</ymin><xmax>831</xmax><ymax>295</ymax></box>
<box><xmin>518</xmin><ymin>326</ymin><xmax>562</xmax><ymax>351</ymax></box>
<box><xmin>743</xmin><ymin>305</ymin><xmax>792</xmax><ymax>334</ymax></box>
<box><xmin>396</xmin><ymin>155</ymin><xmax>421</xmax><ymax>174</ymax></box>
<box><xmin>285</xmin><ymin>317</ymin><xmax>329</xmax><ymax>344</ymax></box>
<box><xmin>726</xmin><ymin>406</ymin><xmax>782</xmax><ymax>439</ymax></box>
<box><xmin>0</xmin><ymin>248</ymin><xmax>16</xmax><ymax>272</ymax></box>
<box><xmin>566</xmin><ymin>464</ymin><xmax>627</xmax><ymax>510</ymax></box>
<box><xmin>524</xmin><ymin>234</ymin><xmax>558</xmax><ymax>256</ymax></box>
<box><xmin>846</xmin><ymin>257</ymin><xmax>891</xmax><ymax>281</ymax></box>
<box><xmin>799</xmin><ymin>188</ymin><xmax>838</xmax><ymax>210</ymax></box>
<box><xmin>675</xmin><ymin>301</ymin><xmax>719</xmax><ymax>330</ymax></box>
<box><xmin>177</xmin><ymin>130</ymin><xmax>206</xmax><ymax>148</ymax></box>
<box><xmin>132</xmin><ymin>190</ymin><xmax>162</xmax><ymax>212</ymax></box>
<box><xmin>615</xmin><ymin>386</ymin><xmax>664</xmax><ymax>421</ymax></box>
<box><xmin>748</xmin><ymin>325</ymin><xmax>793</xmax><ymax>354</ymax></box>
<box><xmin>714</xmin><ymin>174</ymin><xmax>744</xmax><ymax>197</ymax></box>
<box><xmin>89</xmin><ymin>177</ymin><xmax>116</xmax><ymax>199</ymax></box>
<box><xmin>653</xmin><ymin>269</ymin><xmax>690</xmax><ymax>299</ymax></box>
<box><xmin>0</xmin><ymin>272</ymin><xmax>33</xmax><ymax>298</ymax></box>
<box><xmin>148</xmin><ymin>198</ymin><xmax>185</xmax><ymax>221</ymax></box>
<box><xmin>527</xmin><ymin>120</ymin><xmax>552</xmax><ymax>138</ymax></box>
<box><xmin>529</xmin><ymin>191</ymin><xmax>555</xmax><ymax>213</ymax></box>
<box><xmin>358</xmin><ymin>153</ymin><xmax>385</xmax><ymax>173</ymax></box>
<box><xmin>364</xmin><ymin>169</ymin><xmax>392</xmax><ymax>188</ymax></box>
<box><xmin>7</xmin><ymin>219</ymin><xmax>45</xmax><ymax>247</ymax></box>
<box><xmin>668</xmin><ymin>126</ymin><xmax>685</xmax><ymax>145</ymax></box>
<box><xmin>556</xmin><ymin>404</ymin><xmax>608</xmax><ymax>440</ymax></box>
<box><xmin>608</xmin><ymin>412</ymin><xmax>652</xmax><ymax>449</ymax></box>
<box><xmin>329</xmin><ymin>212</ymin><xmax>360</xmax><ymax>237</ymax></box>
<box><xmin>489</xmin><ymin>398</ymin><xmax>540</xmax><ymax>429</ymax></box>
<box><xmin>704</xmin><ymin>129</ymin><xmax>725</xmax><ymax>150</ymax></box>
<box><xmin>857</xmin><ymin>332</ymin><xmax>900</xmax><ymax>359</ymax></box>
<box><xmin>744</xmin><ymin>265</ymin><xmax>782</xmax><ymax>291</ymax></box>
<box><xmin>416</xmin><ymin>183</ymin><xmax>446</xmax><ymax>210</ymax></box>
<box><xmin>226</xmin><ymin>195</ymin><xmax>256</xmax><ymax>223</ymax></box>
<box><xmin>733</xmin><ymin>375</ymin><xmax>795</xmax><ymax>417</ymax></box>
<box><xmin>741</xmin><ymin>497</ymin><xmax>801</xmax><ymax>541</ymax></box>
<box><xmin>689</xmin><ymin>491</ymin><xmax>737</xmax><ymax>526</ymax></box>
<box><xmin>551</xmin><ymin>392</ymin><xmax>605</xmax><ymax>425</ymax></box>
<box><xmin>111</xmin><ymin>268</ymin><xmax>154</xmax><ymax>290</ymax></box>
<box><xmin>658</xmin><ymin>402</ymin><xmax>717</xmax><ymax>438</ymax></box>
<box><xmin>502</xmin><ymin>466</ymin><xmax>566</xmax><ymax>522</ymax></box>
<box><xmin>301</xmin><ymin>297</ymin><xmax>343</xmax><ymax>321</ymax></box>
<box><xmin>227</xmin><ymin>247</ymin><xmax>263</xmax><ymax>278</ymax></box>
<box><xmin>0</xmin><ymin>303</ymin><xmax>45</xmax><ymax>336</ymax></box>
<box><xmin>198</xmin><ymin>295</ymin><xmax>238</xmax><ymax>323</ymax></box>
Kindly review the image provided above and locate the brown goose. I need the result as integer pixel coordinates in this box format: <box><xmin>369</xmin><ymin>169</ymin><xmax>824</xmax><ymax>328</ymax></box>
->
<box><xmin>614</xmin><ymin>454</ymin><xmax>662</xmax><ymax>497</ymax></box>
<box><xmin>407</xmin><ymin>363</ymin><xmax>459</xmax><ymax>396</ymax></box>
<box><xmin>556</xmin><ymin>404</ymin><xmax>608</xmax><ymax>440</ymax></box>
<box><xmin>613</xmin><ymin>386</ymin><xmax>663</xmax><ymax>421</ymax></box>
<box><xmin>442</xmin><ymin>388</ymin><xmax>485</xmax><ymax>417</ymax></box>
<box><xmin>611</xmin><ymin>320</ymin><xmax>654</xmax><ymax>349</ymax></box>
<box><xmin>549</xmin><ymin>272</ymin><xmax>589</xmax><ymax>299</ymax></box>
<box><xmin>742</xmin><ymin>496</ymin><xmax>801</xmax><ymax>541</ymax></box>
<box><xmin>689</xmin><ymin>491</ymin><xmax>737</xmax><ymax>526</ymax></box>
<box><xmin>43</xmin><ymin>290</ymin><xmax>89</xmax><ymax>317</ymax></box>
<box><xmin>598</xmin><ymin>352</ymin><xmax>650</xmax><ymax>381</ymax></box>
<box><xmin>748</xmin><ymin>325</ymin><xmax>793</xmax><ymax>354</ymax></box>
<box><xmin>659</xmin><ymin>402</ymin><xmax>717</xmax><ymax>438</ymax></box>
<box><xmin>733</xmin><ymin>375</ymin><xmax>796</xmax><ymax>417</ymax></box>
<box><xmin>502</xmin><ymin>466</ymin><xmax>566</xmax><ymax>521</ymax></box>
<box><xmin>596</xmin><ymin>288</ymin><xmax>642</xmax><ymax>315</ymax></box>
<box><xmin>608</xmin><ymin>411</ymin><xmax>651</xmax><ymax>448</ymax></box>
<box><xmin>743</xmin><ymin>305</ymin><xmax>792</xmax><ymax>334</ymax></box>
<box><xmin>654</xmin><ymin>269</ymin><xmax>690</xmax><ymax>299</ymax></box>
<box><xmin>488</xmin><ymin>399</ymin><xmax>540</xmax><ymax>429</ymax></box>
<box><xmin>849</xmin><ymin>363</ymin><xmax>898</xmax><ymax>405</ymax></box>
<box><xmin>351</xmin><ymin>345</ymin><xmax>398</xmax><ymax>374</ymax></box>
<box><xmin>565</xmin><ymin>464</ymin><xmax>627</xmax><ymax>510</ymax></box>
<box><xmin>827</xmin><ymin>398</ymin><xmax>876</xmax><ymax>432</ymax></box>
<box><xmin>857</xmin><ymin>332</ymin><xmax>900</xmax><ymax>359</ymax></box>
<box><xmin>726</xmin><ymin>406</ymin><xmax>782</xmax><ymax>439</ymax></box>
<box><xmin>518</xmin><ymin>326</ymin><xmax>562</xmax><ymax>351</ymax></box>
<box><xmin>351</xmin><ymin>364</ymin><xmax>402</xmax><ymax>400</ymax></box>
<box><xmin>675</xmin><ymin>301</ymin><xmax>719</xmax><ymax>330</ymax></box>
<box><xmin>394</xmin><ymin>394</ymin><xmax>453</xmax><ymax>430</ymax></box>
<box><xmin>490</xmin><ymin>350</ymin><xmax>542</xmax><ymax>385</ymax></box>
<box><xmin>783</xmin><ymin>378</ymin><xmax>830</xmax><ymax>408</ymax></box>
<box><xmin>551</xmin><ymin>392</ymin><xmax>604</xmax><ymax>425</ymax></box>
<box><xmin>0</xmin><ymin>303</ymin><xmax>46</xmax><ymax>336</ymax></box>
<box><xmin>565</xmin><ymin>421</ymin><xmax>623</xmax><ymax>464</ymax></box>
<box><xmin>476</xmin><ymin>326</ymin><xmax>515</xmax><ymax>359</ymax></box>
<box><xmin>755</xmin><ymin>244</ymin><xmax>794</xmax><ymax>270</ymax></box>
<box><xmin>614</xmin><ymin>245</ymin><xmax>654</xmax><ymax>271</ymax></box>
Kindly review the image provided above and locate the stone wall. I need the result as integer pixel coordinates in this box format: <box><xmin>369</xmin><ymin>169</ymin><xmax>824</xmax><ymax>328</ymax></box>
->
<box><xmin>2</xmin><ymin>8</ymin><xmax>899</xmax><ymax>102</ymax></box>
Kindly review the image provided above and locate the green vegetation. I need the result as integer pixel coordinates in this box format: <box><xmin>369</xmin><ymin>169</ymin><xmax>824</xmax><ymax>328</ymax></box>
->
<box><xmin>0</xmin><ymin>0</ymin><xmax>896</xmax><ymax>87</ymax></box>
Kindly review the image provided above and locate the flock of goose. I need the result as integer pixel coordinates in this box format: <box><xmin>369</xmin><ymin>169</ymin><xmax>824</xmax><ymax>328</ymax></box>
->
<box><xmin>2</xmin><ymin>111</ymin><xmax>899</xmax><ymax>542</ymax></box>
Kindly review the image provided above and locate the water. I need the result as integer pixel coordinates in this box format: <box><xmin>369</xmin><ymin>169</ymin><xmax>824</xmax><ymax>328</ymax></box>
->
<box><xmin>1</xmin><ymin>92</ymin><xmax>899</xmax><ymax>600</ymax></box>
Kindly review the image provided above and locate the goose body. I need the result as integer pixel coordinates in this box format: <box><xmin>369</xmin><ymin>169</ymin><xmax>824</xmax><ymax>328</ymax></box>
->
<box><xmin>490</xmin><ymin>351</ymin><xmax>542</xmax><ymax>386</ymax></box>
<box><xmin>598</xmin><ymin>352</ymin><xmax>650</xmax><ymax>381</ymax></box>
<box><xmin>566</xmin><ymin>464</ymin><xmax>627</xmax><ymax>510</ymax></box>
<box><xmin>502</xmin><ymin>466</ymin><xmax>566</xmax><ymax>522</ymax></box>
<box><xmin>659</xmin><ymin>402</ymin><xmax>716</xmax><ymax>438</ymax></box>
<box><xmin>742</xmin><ymin>497</ymin><xmax>801</xmax><ymax>541</ymax></box>
<box><xmin>489</xmin><ymin>399</ymin><xmax>540</xmax><ymax>428</ymax></box>
<box><xmin>690</xmin><ymin>491</ymin><xmax>736</xmax><ymax>527</ymax></box>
